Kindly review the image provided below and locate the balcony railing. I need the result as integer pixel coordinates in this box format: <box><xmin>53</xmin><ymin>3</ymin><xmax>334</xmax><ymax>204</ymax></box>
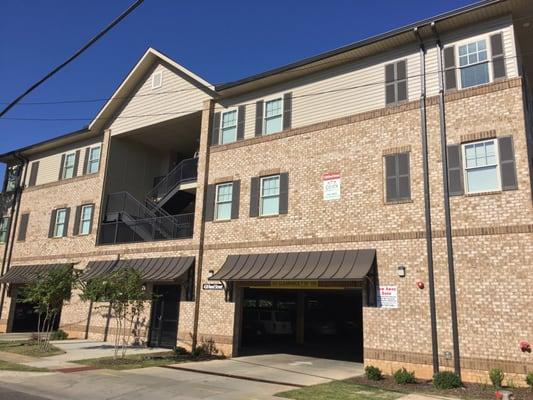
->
<box><xmin>147</xmin><ymin>157</ymin><xmax>198</xmax><ymax>204</ymax></box>
<box><xmin>98</xmin><ymin>213</ymin><xmax>194</xmax><ymax>245</ymax></box>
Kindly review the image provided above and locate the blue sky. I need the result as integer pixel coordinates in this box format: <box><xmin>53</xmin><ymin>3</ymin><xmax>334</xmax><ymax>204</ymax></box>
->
<box><xmin>0</xmin><ymin>0</ymin><xmax>478</xmax><ymax>176</ymax></box>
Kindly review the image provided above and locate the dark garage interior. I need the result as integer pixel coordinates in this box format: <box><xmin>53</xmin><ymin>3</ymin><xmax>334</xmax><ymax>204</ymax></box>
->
<box><xmin>239</xmin><ymin>288</ymin><xmax>363</xmax><ymax>362</ymax></box>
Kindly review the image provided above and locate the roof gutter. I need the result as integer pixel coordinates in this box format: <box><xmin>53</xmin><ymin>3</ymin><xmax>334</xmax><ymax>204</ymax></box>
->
<box><xmin>431</xmin><ymin>21</ymin><xmax>462</xmax><ymax>379</ymax></box>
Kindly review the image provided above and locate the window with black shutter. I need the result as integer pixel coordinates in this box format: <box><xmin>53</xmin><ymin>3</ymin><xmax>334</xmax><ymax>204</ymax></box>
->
<box><xmin>384</xmin><ymin>153</ymin><xmax>411</xmax><ymax>202</ymax></box>
<box><xmin>17</xmin><ymin>214</ymin><xmax>29</xmax><ymax>242</ymax></box>
<box><xmin>385</xmin><ymin>60</ymin><xmax>408</xmax><ymax>105</ymax></box>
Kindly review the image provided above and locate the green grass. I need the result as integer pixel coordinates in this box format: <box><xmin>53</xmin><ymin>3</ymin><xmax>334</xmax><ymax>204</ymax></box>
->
<box><xmin>276</xmin><ymin>381</ymin><xmax>403</xmax><ymax>400</ymax></box>
<box><xmin>0</xmin><ymin>340</ymin><xmax>65</xmax><ymax>357</ymax></box>
<box><xmin>71</xmin><ymin>352</ymin><xmax>187</xmax><ymax>370</ymax></box>
<box><xmin>0</xmin><ymin>359</ymin><xmax>48</xmax><ymax>372</ymax></box>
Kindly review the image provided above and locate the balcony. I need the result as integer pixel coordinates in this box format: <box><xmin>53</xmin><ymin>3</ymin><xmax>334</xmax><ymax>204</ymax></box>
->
<box><xmin>0</xmin><ymin>192</ymin><xmax>14</xmax><ymax>216</ymax></box>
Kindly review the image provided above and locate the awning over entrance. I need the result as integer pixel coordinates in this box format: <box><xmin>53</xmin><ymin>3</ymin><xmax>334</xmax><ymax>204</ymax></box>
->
<box><xmin>210</xmin><ymin>249</ymin><xmax>376</xmax><ymax>282</ymax></box>
<box><xmin>0</xmin><ymin>264</ymin><xmax>72</xmax><ymax>284</ymax></box>
<box><xmin>81</xmin><ymin>256</ymin><xmax>194</xmax><ymax>282</ymax></box>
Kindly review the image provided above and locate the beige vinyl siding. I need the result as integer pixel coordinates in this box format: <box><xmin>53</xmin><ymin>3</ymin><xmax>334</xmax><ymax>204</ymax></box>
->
<box><xmin>24</xmin><ymin>136</ymin><xmax>103</xmax><ymax>187</ymax></box>
<box><xmin>109</xmin><ymin>63</ymin><xmax>211</xmax><ymax>135</ymax></box>
<box><xmin>216</xmin><ymin>16</ymin><xmax>516</xmax><ymax>141</ymax></box>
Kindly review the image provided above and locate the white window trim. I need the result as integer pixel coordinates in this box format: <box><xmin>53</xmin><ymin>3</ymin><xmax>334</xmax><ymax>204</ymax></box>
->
<box><xmin>87</xmin><ymin>145</ymin><xmax>101</xmax><ymax>174</ymax></box>
<box><xmin>259</xmin><ymin>175</ymin><xmax>281</xmax><ymax>216</ymax></box>
<box><xmin>462</xmin><ymin>138</ymin><xmax>502</xmax><ymax>194</ymax></box>
<box><xmin>219</xmin><ymin>108</ymin><xmax>239</xmax><ymax>144</ymax></box>
<box><xmin>79</xmin><ymin>204</ymin><xmax>94</xmax><ymax>235</ymax></box>
<box><xmin>263</xmin><ymin>96</ymin><xmax>284</xmax><ymax>135</ymax></box>
<box><xmin>54</xmin><ymin>209</ymin><xmax>67</xmax><ymax>238</ymax></box>
<box><xmin>214</xmin><ymin>183</ymin><xmax>233</xmax><ymax>221</ymax></box>
<box><xmin>151</xmin><ymin>70</ymin><xmax>163</xmax><ymax>89</ymax></box>
<box><xmin>455</xmin><ymin>34</ymin><xmax>494</xmax><ymax>90</ymax></box>
<box><xmin>63</xmin><ymin>152</ymin><xmax>76</xmax><ymax>179</ymax></box>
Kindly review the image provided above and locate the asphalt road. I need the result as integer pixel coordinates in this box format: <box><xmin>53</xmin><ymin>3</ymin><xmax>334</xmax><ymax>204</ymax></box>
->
<box><xmin>0</xmin><ymin>386</ymin><xmax>51</xmax><ymax>400</ymax></box>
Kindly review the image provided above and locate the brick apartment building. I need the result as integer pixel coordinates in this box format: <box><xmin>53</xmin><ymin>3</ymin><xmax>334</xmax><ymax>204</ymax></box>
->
<box><xmin>0</xmin><ymin>0</ymin><xmax>532</xmax><ymax>383</ymax></box>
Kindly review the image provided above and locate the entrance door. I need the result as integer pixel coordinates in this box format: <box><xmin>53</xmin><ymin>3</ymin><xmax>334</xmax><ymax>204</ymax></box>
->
<box><xmin>149</xmin><ymin>285</ymin><xmax>180</xmax><ymax>348</ymax></box>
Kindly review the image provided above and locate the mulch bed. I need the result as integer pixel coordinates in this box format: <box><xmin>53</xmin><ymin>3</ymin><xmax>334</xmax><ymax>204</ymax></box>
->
<box><xmin>350</xmin><ymin>376</ymin><xmax>533</xmax><ymax>400</ymax></box>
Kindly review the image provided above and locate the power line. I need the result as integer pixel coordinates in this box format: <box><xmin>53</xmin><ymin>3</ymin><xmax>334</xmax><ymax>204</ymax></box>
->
<box><xmin>0</xmin><ymin>0</ymin><xmax>145</xmax><ymax>118</ymax></box>
<box><xmin>0</xmin><ymin>50</ymin><xmax>527</xmax><ymax>122</ymax></box>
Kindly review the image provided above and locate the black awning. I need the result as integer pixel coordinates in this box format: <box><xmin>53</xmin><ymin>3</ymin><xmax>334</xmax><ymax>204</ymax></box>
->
<box><xmin>0</xmin><ymin>264</ymin><xmax>72</xmax><ymax>284</ymax></box>
<box><xmin>81</xmin><ymin>256</ymin><xmax>195</xmax><ymax>282</ymax></box>
<box><xmin>210</xmin><ymin>249</ymin><xmax>376</xmax><ymax>282</ymax></box>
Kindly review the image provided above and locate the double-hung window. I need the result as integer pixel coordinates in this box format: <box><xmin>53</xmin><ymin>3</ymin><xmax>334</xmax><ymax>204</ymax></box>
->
<box><xmin>260</xmin><ymin>175</ymin><xmax>280</xmax><ymax>216</ymax></box>
<box><xmin>79</xmin><ymin>205</ymin><xmax>94</xmax><ymax>235</ymax></box>
<box><xmin>62</xmin><ymin>152</ymin><xmax>76</xmax><ymax>179</ymax></box>
<box><xmin>264</xmin><ymin>98</ymin><xmax>283</xmax><ymax>135</ymax></box>
<box><xmin>458</xmin><ymin>39</ymin><xmax>489</xmax><ymax>88</ymax></box>
<box><xmin>463</xmin><ymin>139</ymin><xmax>500</xmax><ymax>193</ymax></box>
<box><xmin>220</xmin><ymin>110</ymin><xmax>238</xmax><ymax>144</ymax></box>
<box><xmin>0</xmin><ymin>217</ymin><xmax>9</xmax><ymax>243</ymax></box>
<box><xmin>87</xmin><ymin>146</ymin><xmax>101</xmax><ymax>174</ymax></box>
<box><xmin>53</xmin><ymin>209</ymin><xmax>67</xmax><ymax>238</ymax></box>
<box><xmin>215</xmin><ymin>183</ymin><xmax>233</xmax><ymax>221</ymax></box>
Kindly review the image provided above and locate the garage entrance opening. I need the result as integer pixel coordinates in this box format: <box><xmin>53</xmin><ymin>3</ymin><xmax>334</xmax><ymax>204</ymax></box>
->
<box><xmin>240</xmin><ymin>288</ymin><xmax>363</xmax><ymax>362</ymax></box>
<box><xmin>11</xmin><ymin>289</ymin><xmax>61</xmax><ymax>333</ymax></box>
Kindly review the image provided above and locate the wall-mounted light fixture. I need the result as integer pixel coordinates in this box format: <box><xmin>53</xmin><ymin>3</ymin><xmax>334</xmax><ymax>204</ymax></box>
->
<box><xmin>397</xmin><ymin>265</ymin><xmax>406</xmax><ymax>278</ymax></box>
<box><xmin>208</xmin><ymin>270</ymin><xmax>215</xmax><ymax>279</ymax></box>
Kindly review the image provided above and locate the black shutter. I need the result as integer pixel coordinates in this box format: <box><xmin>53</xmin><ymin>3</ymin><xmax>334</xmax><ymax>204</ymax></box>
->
<box><xmin>204</xmin><ymin>184</ymin><xmax>215</xmax><ymax>222</ymax></box>
<box><xmin>491</xmin><ymin>33</ymin><xmax>506</xmax><ymax>80</ymax></box>
<box><xmin>397</xmin><ymin>153</ymin><xmax>410</xmax><ymax>200</ymax></box>
<box><xmin>58</xmin><ymin>154</ymin><xmax>66</xmax><ymax>181</ymax></box>
<box><xmin>498</xmin><ymin>136</ymin><xmax>517</xmax><ymax>190</ymax></box>
<box><xmin>443</xmin><ymin>46</ymin><xmax>457</xmax><ymax>91</ymax></box>
<box><xmin>63</xmin><ymin>208</ymin><xmax>71</xmax><ymax>237</ymax></box>
<box><xmin>396</xmin><ymin>61</ymin><xmax>407</xmax><ymax>102</ymax></box>
<box><xmin>211</xmin><ymin>112</ymin><xmax>221</xmax><ymax>146</ymax></box>
<box><xmin>87</xmin><ymin>204</ymin><xmax>95</xmax><ymax>234</ymax></box>
<box><xmin>237</xmin><ymin>106</ymin><xmax>246</xmax><ymax>141</ymax></box>
<box><xmin>385</xmin><ymin>155</ymin><xmax>398</xmax><ymax>202</ymax></box>
<box><xmin>447</xmin><ymin>144</ymin><xmax>464</xmax><ymax>196</ymax></box>
<box><xmin>279</xmin><ymin>173</ymin><xmax>289</xmax><ymax>214</ymax></box>
<box><xmin>231</xmin><ymin>180</ymin><xmax>240</xmax><ymax>219</ymax></box>
<box><xmin>283</xmin><ymin>92</ymin><xmax>292</xmax><ymax>130</ymax></box>
<box><xmin>28</xmin><ymin>161</ymin><xmax>39</xmax><ymax>187</ymax></box>
<box><xmin>48</xmin><ymin>209</ymin><xmax>57</xmax><ymax>238</ymax></box>
<box><xmin>385</xmin><ymin>63</ymin><xmax>396</xmax><ymax>105</ymax></box>
<box><xmin>72</xmin><ymin>206</ymin><xmax>82</xmax><ymax>236</ymax></box>
<box><xmin>17</xmin><ymin>213</ymin><xmax>29</xmax><ymax>242</ymax></box>
<box><xmin>72</xmin><ymin>150</ymin><xmax>81</xmax><ymax>178</ymax></box>
<box><xmin>249</xmin><ymin>177</ymin><xmax>260</xmax><ymax>217</ymax></box>
<box><xmin>255</xmin><ymin>101</ymin><xmax>264</xmax><ymax>137</ymax></box>
<box><xmin>82</xmin><ymin>147</ymin><xmax>90</xmax><ymax>175</ymax></box>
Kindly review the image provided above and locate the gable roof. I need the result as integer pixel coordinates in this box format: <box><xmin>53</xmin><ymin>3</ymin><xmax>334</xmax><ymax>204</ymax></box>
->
<box><xmin>88</xmin><ymin>47</ymin><xmax>216</xmax><ymax>133</ymax></box>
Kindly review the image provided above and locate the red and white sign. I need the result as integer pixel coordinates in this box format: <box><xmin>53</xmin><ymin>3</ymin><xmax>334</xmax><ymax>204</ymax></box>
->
<box><xmin>322</xmin><ymin>172</ymin><xmax>341</xmax><ymax>200</ymax></box>
<box><xmin>377</xmin><ymin>286</ymin><xmax>398</xmax><ymax>308</ymax></box>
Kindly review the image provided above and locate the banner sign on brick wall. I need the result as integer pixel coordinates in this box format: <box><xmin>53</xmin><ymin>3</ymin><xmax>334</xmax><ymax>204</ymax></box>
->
<box><xmin>323</xmin><ymin>172</ymin><xmax>341</xmax><ymax>200</ymax></box>
<box><xmin>377</xmin><ymin>286</ymin><xmax>398</xmax><ymax>308</ymax></box>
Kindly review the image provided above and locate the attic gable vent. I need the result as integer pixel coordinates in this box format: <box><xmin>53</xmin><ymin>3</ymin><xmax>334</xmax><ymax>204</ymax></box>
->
<box><xmin>151</xmin><ymin>70</ymin><xmax>163</xmax><ymax>89</ymax></box>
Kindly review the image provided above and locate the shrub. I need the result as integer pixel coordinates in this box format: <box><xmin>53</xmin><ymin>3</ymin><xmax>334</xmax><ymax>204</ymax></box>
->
<box><xmin>365</xmin><ymin>365</ymin><xmax>383</xmax><ymax>381</ymax></box>
<box><xmin>433</xmin><ymin>371</ymin><xmax>462</xmax><ymax>389</ymax></box>
<box><xmin>526</xmin><ymin>372</ymin><xmax>533</xmax><ymax>391</ymax></box>
<box><xmin>173</xmin><ymin>346</ymin><xmax>189</xmax><ymax>356</ymax></box>
<box><xmin>192</xmin><ymin>337</ymin><xmax>219</xmax><ymax>359</ymax></box>
<box><xmin>489</xmin><ymin>368</ymin><xmax>505</xmax><ymax>388</ymax></box>
<box><xmin>50</xmin><ymin>330</ymin><xmax>68</xmax><ymax>341</ymax></box>
<box><xmin>393</xmin><ymin>367</ymin><xmax>416</xmax><ymax>384</ymax></box>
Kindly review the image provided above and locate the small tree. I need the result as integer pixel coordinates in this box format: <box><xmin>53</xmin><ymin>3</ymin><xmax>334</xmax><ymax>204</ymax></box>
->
<box><xmin>79</xmin><ymin>267</ymin><xmax>148</xmax><ymax>359</ymax></box>
<box><xmin>21</xmin><ymin>265</ymin><xmax>78</xmax><ymax>352</ymax></box>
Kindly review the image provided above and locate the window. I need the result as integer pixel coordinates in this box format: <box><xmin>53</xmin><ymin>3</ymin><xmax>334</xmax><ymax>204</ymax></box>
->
<box><xmin>79</xmin><ymin>205</ymin><xmax>94</xmax><ymax>235</ymax></box>
<box><xmin>385</xmin><ymin>153</ymin><xmax>411</xmax><ymax>202</ymax></box>
<box><xmin>87</xmin><ymin>146</ymin><xmax>101</xmax><ymax>174</ymax></box>
<box><xmin>0</xmin><ymin>217</ymin><xmax>9</xmax><ymax>243</ymax></box>
<box><xmin>260</xmin><ymin>175</ymin><xmax>280</xmax><ymax>216</ymax></box>
<box><xmin>458</xmin><ymin>39</ymin><xmax>489</xmax><ymax>88</ymax></box>
<box><xmin>220</xmin><ymin>110</ymin><xmax>237</xmax><ymax>144</ymax></box>
<box><xmin>53</xmin><ymin>209</ymin><xmax>67</xmax><ymax>238</ymax></box>
<box><xmin>5</xmin><ymin>165</ymin><xmax>20</xmax><ymax>192</ymax></box>
<box><xmin>151</xmin><ymin>71</ymin><xmax>162</xmax><ymax>89</ymax></box>
<box><xmin>385</xmin><ymin>60</ymin><xmax>407</xmax><ymax>105</ymax></box>
<box><xmin>215</xmin><ymin>183</ymin><xmax>233</xmax><ymax>221</ymax></box>
<box><xmin>62</xmin><ymin>152</ymin><xmax>76</xmax><ymax>179</ymax></box>
<box><xmin>264</xmin><ymin>98</ymin><xmax>283</xmax><ymax>135</ymax></box>
<box><xmin>463</xmin><ymin>139</ymin><xmax>500</xmax><ymax>193</ymax></box>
